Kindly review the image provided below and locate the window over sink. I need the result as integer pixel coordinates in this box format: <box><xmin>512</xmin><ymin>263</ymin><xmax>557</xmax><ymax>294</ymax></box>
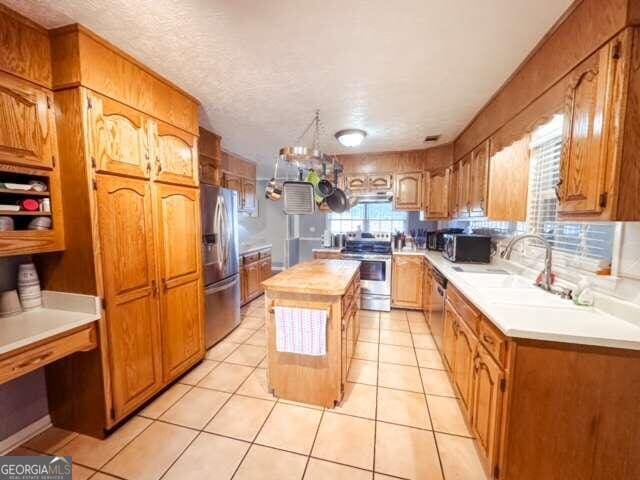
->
<box><xmin>327</xmin><ymin>202</ymin><xmax>407</xmax><ymax>234</ymax></box>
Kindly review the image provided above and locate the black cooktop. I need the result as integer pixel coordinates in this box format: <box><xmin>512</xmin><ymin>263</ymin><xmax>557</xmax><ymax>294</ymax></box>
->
<box><xmin>343</xmin><ymin>240</ymin><xmax>392</xmax><ymax>254</ymax></box>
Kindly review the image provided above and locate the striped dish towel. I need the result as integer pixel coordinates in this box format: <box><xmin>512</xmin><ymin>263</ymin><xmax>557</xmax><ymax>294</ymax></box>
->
<box><xmin>274</xmin><ymin>306</ymin><xmax>327</xmax><ymax>356</ymax></box>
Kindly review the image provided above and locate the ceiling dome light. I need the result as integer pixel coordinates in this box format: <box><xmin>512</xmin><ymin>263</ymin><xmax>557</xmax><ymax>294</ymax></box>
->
<box><xmin>335</xmin><ymin>129</ymin><xmax>367</xmax><ymax>147</ymax></box>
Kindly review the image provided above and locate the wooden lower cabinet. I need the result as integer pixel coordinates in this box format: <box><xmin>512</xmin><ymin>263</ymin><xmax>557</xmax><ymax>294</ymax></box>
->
<box><xmin>452</xmin><ymin>310</ymin><xmax>477</xmax><ymax>411</ymax></box>
<box><xmin>470</xmin><ymin>344</ymin><xmax>504</xmax><ymax>474</ymax></box>
<box><xmin>154</xmin><ymin>183</ymin><xmax>204</xmax><ymax>382</ymax></box>
<box><xmin>441</xmin><ymin>301</ymin><xmax>457</xmax><ymax>371</ymax></box>
<box><xmin>240</xmin><ymin>248</ymin><xmax>272</xmax><ymax>305</ymax></box>
<box><xmin>96</xmin><ymin>174</ymin><xmax>163</xmax><ymax>418</ymax></box>
<box><xmin>391</xmin><ymin>255</ymin><xmax>423</xmax><ymax>309</ymax></box>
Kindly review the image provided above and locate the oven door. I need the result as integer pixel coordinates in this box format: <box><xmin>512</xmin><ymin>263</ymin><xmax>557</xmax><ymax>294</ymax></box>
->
<box><xmin>341</xmin><ymin>254</ymin><xmax>391</xmax><ymax>295</ymax></box>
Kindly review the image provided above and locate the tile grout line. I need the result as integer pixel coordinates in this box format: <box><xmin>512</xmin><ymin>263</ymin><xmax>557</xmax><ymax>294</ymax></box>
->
<box><xmin>411</xmin><ymin>310</ymin><xmax>448</xmax><ymax>480</ymax></box>
<box><xmin>372</xmin><ymin>310</ymin><xmax>381</xmax><ymax>478</ymax></box>
<box><xmin>300</xmin><ymin>407</ymin><xmax>325</xmax><ymax>478</ymax></box>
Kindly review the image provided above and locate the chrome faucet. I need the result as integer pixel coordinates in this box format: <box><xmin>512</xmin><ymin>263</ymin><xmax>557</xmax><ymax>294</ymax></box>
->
<box><xmin>501</xmin><ymin>234</ymin><xmax>553</xmax><ymax>291</ymax></box>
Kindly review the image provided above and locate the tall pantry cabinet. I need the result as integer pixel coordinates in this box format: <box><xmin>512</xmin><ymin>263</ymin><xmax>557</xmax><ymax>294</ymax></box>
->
<box><xmin>39</xmin><ymin>25</ymin><xmax>204</xmax><ymax>435</ymax></box>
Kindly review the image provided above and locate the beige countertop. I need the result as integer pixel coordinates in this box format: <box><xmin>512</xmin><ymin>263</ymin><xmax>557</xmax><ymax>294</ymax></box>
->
<box><xmin>0</xmin><ymin>291</ymin><xmax>101</xmax><ymax>356</ymax></box>
<box><xmin>262</xmin><ymin>259</ymin><xmax>360</xmax><ymax>296</ymax></box>
<box><xmin>239</xmin><ymin>242</ymin><xmax>272</xmax><ymax>255</ymax></box>
<box><xmin>417</xmin><ymin>250</ymin><xmax>640</xmax><ymax>351</ymax></box>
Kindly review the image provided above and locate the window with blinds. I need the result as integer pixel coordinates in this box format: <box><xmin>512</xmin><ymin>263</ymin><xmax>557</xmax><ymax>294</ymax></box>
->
<box><xmin>327</xmin><ymin>202</ymin><xmax>407</xmax><ymax>234</ymax></box>
<box><xmin>524</xmin><ymin>114</ymin><xmax>615</xmax><ymax>271</ymax></box>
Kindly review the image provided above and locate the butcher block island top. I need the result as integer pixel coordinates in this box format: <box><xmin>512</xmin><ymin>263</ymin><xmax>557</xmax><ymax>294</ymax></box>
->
<box><xmin>261</xmin><ymin>259</ymin><xmax>361</xmax><ymax>295</ymax></box>
<box><xmin>262</xmin><ymin>260</ymin><xmax>361</xmax><ymax>407</ymax></box>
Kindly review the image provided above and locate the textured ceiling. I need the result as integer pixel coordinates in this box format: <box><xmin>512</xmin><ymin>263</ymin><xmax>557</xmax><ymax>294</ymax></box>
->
<box><xmin>5</xmin><ymin>0</ymin><xmax>571</xmax><ymax>176</ymax></box>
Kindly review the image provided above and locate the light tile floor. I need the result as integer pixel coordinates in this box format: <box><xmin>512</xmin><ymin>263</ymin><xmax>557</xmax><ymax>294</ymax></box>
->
<box><xmin>14</xmin><ymin>296</ymin><xmax>487</xmax><ymax>480</ymax></box>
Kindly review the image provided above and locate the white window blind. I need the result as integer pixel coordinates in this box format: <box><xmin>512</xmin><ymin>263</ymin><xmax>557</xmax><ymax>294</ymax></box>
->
<box><xmin>524</xmin><ymin>114</ymin><xmax>614</xmax><ymax>271</ymax></box>
<box><xmin>327</xmin><ymin>202</ymin><xmax>407</xmax><ymax>234</ymax></box>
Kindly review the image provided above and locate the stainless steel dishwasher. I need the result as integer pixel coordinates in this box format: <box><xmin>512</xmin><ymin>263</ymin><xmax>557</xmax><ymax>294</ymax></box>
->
<box><xmin>428</xmin><ymin>267</ymin><xmax>447</xmax><ymax>350</ymax></box>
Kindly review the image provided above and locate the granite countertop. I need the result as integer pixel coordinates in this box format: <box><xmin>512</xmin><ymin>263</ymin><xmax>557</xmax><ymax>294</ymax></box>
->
<box><xmin>405</xmin><ymin>249</ymin><xmax>640</xmax><ymax>351</ymax></box>
<box><xmin>0</xmin><ymin>291</ymin><xmax>101</xmax><ymax>356</ymax></box>
<box><xmin>262</xmin><ymin>259</ymin><xmax>360</xmax><ymax>296</ymax></box>
<box><xmin>239</xmin><ymin>242</ymin><xmax>272</xmax><ymax>255</ymax></box>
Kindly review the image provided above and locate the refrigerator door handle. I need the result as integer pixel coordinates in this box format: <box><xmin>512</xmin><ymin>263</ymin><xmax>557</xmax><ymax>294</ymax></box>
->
<box><xmin>205</xmin><ymin>275</ymin><xmax>239</xmax><ymax>295</ymax></box>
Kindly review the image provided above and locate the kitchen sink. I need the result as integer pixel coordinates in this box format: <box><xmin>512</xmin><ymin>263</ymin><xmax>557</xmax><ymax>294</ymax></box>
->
<box><xmin>476</xmin><ymin>287</ymin><xmax>577</xmax><ymax>308</ymax></box>
<box><xmin>459</xmin><ymin>273</ymin><xmax>533</xmax><ymax>289</ymax></box>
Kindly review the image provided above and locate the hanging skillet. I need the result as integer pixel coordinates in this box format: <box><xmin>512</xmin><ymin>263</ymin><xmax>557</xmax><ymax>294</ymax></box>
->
<box><xmin>325</xmin><ymin>166</ymin><xmax>348</xmax><ymax>213</ymax></box>
<box><xmin>316</xmin><ymin>160</ymin><xmax>335</xmax><ymax>198</ymax></box>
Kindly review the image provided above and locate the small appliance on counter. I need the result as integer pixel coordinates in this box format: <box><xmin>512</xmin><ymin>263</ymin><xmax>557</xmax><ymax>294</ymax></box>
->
<box><xmin>322</xmin><ymin>229</ymin><xmax>333</xmax><ymax>248</ymax></box>
<box><xmin>427</xmin><ymin>228</ymin><xmax>464</xmax><ymax>251</ymax></box>
<box><xmin>442</xmin><ymin>234</ymin><xmax>492</xmax><ymax>263</ymax></box>
<box><xmin>333</xmin><ymin>233</ymin><xmax>347</xmax><ymax>249</ymax></box>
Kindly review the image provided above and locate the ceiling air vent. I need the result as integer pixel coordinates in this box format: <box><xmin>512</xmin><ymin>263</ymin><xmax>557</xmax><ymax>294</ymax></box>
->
<box><xmin>424</xmin><ymin>135</ymin><xmax>441</xmax><ymax>143</ymax></box>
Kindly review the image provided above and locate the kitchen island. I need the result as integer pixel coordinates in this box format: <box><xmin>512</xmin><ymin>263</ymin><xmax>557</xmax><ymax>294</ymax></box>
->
<box><xmin>262</xmin><ymin>260</ymin><xmax>360</xmax><ymax>407</ymax></box>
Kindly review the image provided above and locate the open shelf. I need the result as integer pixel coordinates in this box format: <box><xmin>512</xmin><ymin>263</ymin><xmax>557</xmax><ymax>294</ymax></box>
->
<box><xmin>0</xmin><ymin>188</ymin><xmax>51</xmax><ymax>196</ymax></box>
<box><xmin>0</xmin><ymin>211</ymin><xmax>52</xmax><ymax>216</ymax></box>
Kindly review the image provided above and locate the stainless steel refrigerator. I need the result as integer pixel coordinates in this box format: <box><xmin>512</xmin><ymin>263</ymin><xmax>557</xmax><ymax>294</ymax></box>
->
<box><xmin>201</xmin><ymin>185</ymin><xmax>241</xmax><ymax>348</ymax></box>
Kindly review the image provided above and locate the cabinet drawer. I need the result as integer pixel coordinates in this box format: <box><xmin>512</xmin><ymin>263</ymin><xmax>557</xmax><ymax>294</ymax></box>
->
<box><xmin>478</xmin><ymin>317</ymin><xmax>507</xmax><ymax>366</ymax></box>
<box><xmin>259</xmin><ymin>248</ymin><xmax>271</xmax><ymax>259</ymax></box>
<box><xmin>243</xmin><ymin>252</ymin><xmax>260</xmax><ymax>264</ymax></box>
<box><xmin>0</xmin><ymin>324</ymin><xmax>97</xmax><ymax>385</ymax></box>
<box><xmin>447</xmin><ymin>285</ymin><xmax>480</xmax><ymax>332</ymax></box>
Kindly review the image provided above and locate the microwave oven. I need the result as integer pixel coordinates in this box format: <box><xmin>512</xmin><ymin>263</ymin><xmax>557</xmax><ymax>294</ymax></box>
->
<box><xmin>442</xmin><ymin>234</ymin><xmax>491</xmax><ymax>263</ymax></box>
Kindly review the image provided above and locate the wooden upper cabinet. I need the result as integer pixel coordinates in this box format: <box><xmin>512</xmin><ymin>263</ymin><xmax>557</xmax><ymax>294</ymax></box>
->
<box><xmin>150</xmin><ymin>121</ymin><xmax>198</xmax><ymax>187</ymax></box>
<box><xmin>95</xmin><ymin>174</ymin><xmax>162</xmax><ymax>418</ymax></box>
<box><xmin>369</xmin><ymin>173</ymin><xmax>393</xmax><ymax>191</ymax></box>
<box><xmin>87</xmin><ymin>92</ymin><xmax>150</xmax><ymax>179</ymax></box>
<box><xmin>425</xmin><ymin>169</ymin><xmax>450</xmax><ymax>219</ymax></box>
<box><xmin>199</xmin><ymin>155</ymin><xmax>220</xmax><ymax>185</ymax></box>
<box><xmin>393</xmin><ymin>172</ymin><xmax>422</xmax><ymax>210</ymax></box>
<box><xmin>487</xmin><ymin>135</ymin><xmax>531</xmax><ymax>221</ymax></box>
<box><xmin>198</xmin><ymin>127</ymin><xmax>221</xmax><ymax>186</ymax></box>
<box><xmin>557</xmin><ymin>39</ymin><xmax>620</xmax><ymax>217</ymax></box>
<box><xmin>0</xmin><ymin>71</ymin><xmax>56</xmax><ymax>170</ymax></box>
<box><xmin>242</xmin><ymin>178</ymin><xmax>257</xmax><ymax>212</ymax></box>
<box><xmin>469</xmin><ymin>141</ymin><xmax>489</xmax><ymax>217</ymax></box>
<box><xmin>391</xmin><ymin>255</ymin><xmax>423</xmax><ymax>309</ymax></box>
<box><xmin>223</xmin><ymin>172</ymin><xmax>243</xmax><ymax>193</ymax></box>
<box><xmin>153</xmin><ymin>183</ymin><xmax>204</xmax><ymax>381</ymax></box>
<box><xmin>345</xmin><ymin>174</ymin><xmax>368</xmax><ymax>191</ymax></box>
<box><xmin>458</xmin><ymin>154</ymin><xmax>472</xmax><ymax>217</ymax></box>
<box><xmin>449</xmin><ymin>163</ymin><xmax>459</xmax><ymax>218</ymax></box>
<box><xmin>471</xmin><ymin>345</ymin><xmax>505</xmax><ymax>475</ymax></box>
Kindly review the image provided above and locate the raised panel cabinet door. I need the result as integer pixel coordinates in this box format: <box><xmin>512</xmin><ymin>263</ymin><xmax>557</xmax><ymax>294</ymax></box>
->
<box><xmin>487</xmin><ymin>135</ymin><xmax>531</xmax><ymax>221</ymax></box>
<box><xmin>393</xmin><ymin>172</ymin><xmax>422</xmax><ymax>210</ymax></box>
<box><xmin>471</xmin><ymin>345</ymin><xmax>505</xmax><ymax>474</ymax></box>
<box><xmin>224</xmin><ymin>172</ymin><xmax>243</xmax><ymax>202</ymax></box>
<box><xmin>151</xmin><ymin>120</ymin><xmax>198</xmax><ymax>187</ymax></box>
<box><xmin>154</xmin><ymin>183</ymin><xmax>204</xmax><ymax>381</ymax></box>
<box><xmin>245</xmin><ymin>262</ymin><xmax>261</xmax><ymax>299</ymax></box>
<box><xmin>369</xmin><ymin>173</ymin><xmax>393</xmax><ymax>191</ymax></box>
<box><xmin>242</xmin><ymin>178</ymin><xmax>257</xmax><ymax>212</ymax></box>
<box><xmin>458</xmin><ymin>154</ymin><xmax>472</xmax><ymax>217</ymax></box>
<box><xmin>442</xmin><ymin>302</ymin><xmax>457</xmax><ymax>371</ymax></box>
<box><xmin>95</xmin><ymin>174</ymin><xmax>162</xmax><ymax>419</ymax></box>
<box><xmin>449</xmin><ymin>164</ymin><xmax>459</xmax><ymax>218</ymax></box>
<box><xmin>259</xmin><ymin>256</ymin><xmax>272</xmax><ymax>282</ymax></box>
<box><xmin>199</xmin><ymin>154</ymin><xmax>220</xmax><ymax>185</ymax></box>
<box><xmin>453</xmin><ymin>313</ymin><xmax>478</xmax><ymax>412</ymax></box>
<box><xmin>558</xmin><ymin>40</ymin><xmax>620</xmax><ymax>216</ymax></box>
<box><xmin>0</xmin><ymin>71</ymin><xmax>56</xmax><ymax>169</ymax></box>
<box><xmin>469</xmin><ymin>141</ymin><xmax>489</xmax><ymax>217</ymax></box>
<box><xmin>427</xmin><ymin>169</ymin><xmax>450</xmax><ymax>219</ymax></box>
<box><xmin>86</xmin><ymin>92</ymin><xmax>149</xmax><ymax>179</ymax></box>
<box><xmin>345</xmin><ymin>174</ymin><xmax>368</xmax><ymax>191</ymax></box>
<box><xmin>391</xmin><ymin>255</ymin><xmax>423</xmax><ymax>308</ymax></box>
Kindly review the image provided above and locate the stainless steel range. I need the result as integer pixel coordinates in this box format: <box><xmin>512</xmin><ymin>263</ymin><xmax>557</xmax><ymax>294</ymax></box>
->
<box><xmin>341</xmin><ymin>239</ymin><xmax>392</xmax><ymax>311</ymax></box>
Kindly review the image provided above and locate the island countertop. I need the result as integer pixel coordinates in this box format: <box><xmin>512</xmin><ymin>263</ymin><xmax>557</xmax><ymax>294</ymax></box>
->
<box><xmin>262</xmin><ymin>259</ymin><xmax>360</xmax><ymax>296</ymax></box>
